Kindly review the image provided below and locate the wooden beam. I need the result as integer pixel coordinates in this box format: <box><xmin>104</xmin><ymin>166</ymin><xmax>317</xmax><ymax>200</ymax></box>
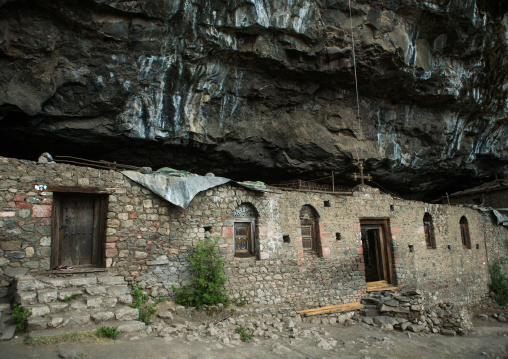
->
<box><xmin>296</xmin><ymin>302</ymin><xmax>363</xmax><ymax>316</ymax></box>
<box><xmin>366</xmin><ymin>280</ymin><xmax>398</xmax><ymax>293</ymax></box>
<box><xmin>47</xmin><ymin>186</ymin><xmax>110</xmax><ymax>194</ymax></box>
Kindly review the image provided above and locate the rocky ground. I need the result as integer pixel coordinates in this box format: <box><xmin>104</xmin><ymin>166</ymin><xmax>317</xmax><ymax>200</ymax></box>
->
<box><xmin>1</xmin><ymin>299</ymin><xmax>507</xmax><ymax>359</ymax></box>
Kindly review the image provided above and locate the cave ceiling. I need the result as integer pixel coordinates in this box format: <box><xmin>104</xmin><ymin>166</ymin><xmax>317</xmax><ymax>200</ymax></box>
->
<box><xmin>0</xmin><ymin>0</ymin><xmax>507</xmax><ymax>200</ymax></box>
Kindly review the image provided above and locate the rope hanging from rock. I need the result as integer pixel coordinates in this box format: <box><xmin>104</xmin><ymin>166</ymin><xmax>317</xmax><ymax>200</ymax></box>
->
<box><xmin>349</xmin><ymin>0</ymin><xmax>362</xmax><ymax>133</ymax></box>
<box><xmin>348</xmin><ymin>0</ymin><xmax>364</xmax><ymax>165</ymax></box>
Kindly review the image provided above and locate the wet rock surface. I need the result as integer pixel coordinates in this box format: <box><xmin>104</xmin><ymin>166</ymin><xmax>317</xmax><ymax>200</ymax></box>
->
<box><xmin>0</xmin><ymin>0</ymin><xmax>507</xmax><ymax>198</ymax></box>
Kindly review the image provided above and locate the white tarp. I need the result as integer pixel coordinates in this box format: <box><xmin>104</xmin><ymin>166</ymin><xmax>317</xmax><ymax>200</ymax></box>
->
<box><xmin>122</xmin><ymin>171</ymin><xmax>231</xmax><ymax>209</ymax></box>
<box><xmin>492</xmin><ymin>209</ymin><xmax>508</xmax><ymax>227</ymax></box>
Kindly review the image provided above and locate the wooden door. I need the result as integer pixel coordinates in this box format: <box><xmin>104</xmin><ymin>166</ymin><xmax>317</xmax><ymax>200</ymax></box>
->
<box><xmin>234</xmin><ymin>222</ymin><xmax>250</xmax><ymax>254</ymax></box>
<box><xmin>301</xmin><ymin>224</ymin><xmax>313</xmax><ymax>249</ymax></box>
<box><xmin>53</xmin><ymin>193</ymin><xmax>104</xmax><ymax>267</ymax></box>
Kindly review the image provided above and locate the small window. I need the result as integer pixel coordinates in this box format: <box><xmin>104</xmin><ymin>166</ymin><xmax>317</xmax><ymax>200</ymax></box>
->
<box><xmin>390</xmin><ymin>204</ymin><xmax>394</xmax><ymax>211</ymax></box>
<box><xmin>460</xmin><ymin>216</ymin><xmax>471</xmax><ymax>249</ymax></box>
<box><xmin>423</xmin><ymin>213</ymin><xmax>436</xmax><ymax>249</ymax></box>
<box><xmin>283</xmin><ymin>235</ymin><xmax>290</xmax><ymax>243</ymax></box>
<box><xmin>324</xmin><ymin>200</ymin><xmax>331</xmax><ymax>207</ymax></box>
<box><xmin>336</xmin><ymin>232</ymin><xmax>341</xmax><ymax>241</ymax></box>
<box><xmin>233</xmin><ymin>203</ymin><xmax>258</xmax><ymax>257</ymax></box>
<box><xmin>203</xmin><ymin>226</ymin><xmax>212</xmax><ymax>232</ymax></box>
<box><xmin>300</xmin><ymin>205</ymin><xmax>321</xmax><ymax>254</ymax></box>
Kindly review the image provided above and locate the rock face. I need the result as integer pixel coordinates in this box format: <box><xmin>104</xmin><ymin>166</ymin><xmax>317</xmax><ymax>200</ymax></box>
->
<box><xmin>0</xmin><ymin>0</ymin><xmax>507</xmax><ymax>197</ymax></box>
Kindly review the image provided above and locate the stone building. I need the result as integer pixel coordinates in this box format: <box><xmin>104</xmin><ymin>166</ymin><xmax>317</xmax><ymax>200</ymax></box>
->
<box><xmin>1</xmin><ymin>156</ymin><xmax>507</xmax><ymax>330</ymax></box>
<box><xmin>444</xmin><ymin>179</ymin><xmax>508</xmax><ymax>208</ymax></box>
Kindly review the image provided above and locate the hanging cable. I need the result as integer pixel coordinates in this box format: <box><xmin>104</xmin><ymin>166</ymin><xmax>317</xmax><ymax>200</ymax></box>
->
<box><xmin>349</xmin><ymin>0</ymin><xmax>362</xmax><ymax>136</ymax></box>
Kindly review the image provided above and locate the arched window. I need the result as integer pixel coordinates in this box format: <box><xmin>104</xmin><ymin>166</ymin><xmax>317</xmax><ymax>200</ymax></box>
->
<box><xmin>233</xmin><ymin>203</ymin><xmax>258</xmax><ymax>257</ymax></box>
<box><xmin>460</xmin><ymin>216</ymin><xmax>471</xmax><ymax>249</ymax></box>
<box><xmin>423</xmin><ymin>213</ymin><xmax>436</xmax><ymax>249</ymax></box>
<box><xmin>299</xmin><ymin>205</ymin><xmax>321</xmax><ymax>254</ymax></box>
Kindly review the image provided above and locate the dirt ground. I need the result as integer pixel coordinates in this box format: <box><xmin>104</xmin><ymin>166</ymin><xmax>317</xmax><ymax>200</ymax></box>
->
<box><xmin>1</xmin><ymin>310</ymin><xmax>507</xmax><ymax>359</ymax></box>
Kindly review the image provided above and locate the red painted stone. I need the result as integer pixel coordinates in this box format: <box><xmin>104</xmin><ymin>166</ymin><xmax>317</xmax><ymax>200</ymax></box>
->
<box><xmin>391</xmin><ymin>227</ymin><xmax>402</xmax><ymax>234</ymax></box>
<box><xmin>353</xmin><ymin>223</ymin><xmax>361</xmax><ymax>232</ymax></box>
<box><xmin>40</xmin><ymin>218</ymin><xmax>51</xmax><ymax>226</ymax></box>
<box><xmin>41</xmin><ymin>198</ymin><xmax>53</xmax><ymax>204</ymax></box>
<box><xmin>31</xmin><ymin>205</ymin><xmax>52</xmax><ymax>218</ymax></box>
<box><xmin>358</xmin><ymin>262</ymin><xmax>365</xmax><ymax>271</ymax></box>
<box><xmin>106</xmin><ymin>236</ymin><xmax>119</xmax><ymax>242</ymax></box>
<box><xmin>16</xmin><ymin>203</ymin><xmax>31</xmax><ymax>209</ymax></box>
<box><xmin>13</xmin><ymin>195</ymin><xmax>25</xmax><ymax>202</ymax></box>
<box><xmin>129</xmin><ymin>212</ymin><xmax>137</xmax><ymax>219</ymax></box>
<box><xmin>105</xmin><ymin>242</ymin><xmax>116</xmax><ymax>249</ymax></box>
<box><xmin>321</xmin><ymin>247</ymin><xmax>331</xmax><ymax>257</ymax></box>
<box><xmin>357</xmin><ymin>247</ymin><xmax>363</xmax><ymax>255</ymax></box>
<box><xmin>321</xmin><ymin>232</ymin><xmax>331</xmax><ymax>239</ymax></box>
<box><xmin>222</xmin><ymin>226</ymin><xmax>233</xmax><ymax>237</ymax></box>
<box><xmin>0</xmin><ymin>211</ymin><xmax>15</xmax><ymax>217</ymax></box>
<box><xmin>18</xmin><ymin>221</ymin><xmax>24</xmax><ymax>226</ymax></box>
<box><xmin>297</xmin><ymin>250</ymin><xmax>304</xmax><ymax>258</ymax></box>
<box><xmin>6</xmin><ymin>202</ymin><xmax>15</xmax><ymax>208</ymax></box>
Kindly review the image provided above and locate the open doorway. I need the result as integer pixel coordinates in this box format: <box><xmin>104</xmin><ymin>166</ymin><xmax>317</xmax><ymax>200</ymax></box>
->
<box><xmin>360</xmin><ymin>218</ymin><xmax>394</xmax><ymax>285</ymax></box>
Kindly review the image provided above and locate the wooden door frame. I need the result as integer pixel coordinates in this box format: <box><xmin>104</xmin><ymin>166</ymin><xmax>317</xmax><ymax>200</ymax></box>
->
<box><xmin>360</xmin><ymin>217</ymin><xmax>395</xmax><ymax>285</ymax></box>
<box><xmin>51</xmin><ymin>191</ymin><xmax>108</xmax><ymax>268</ymax></box>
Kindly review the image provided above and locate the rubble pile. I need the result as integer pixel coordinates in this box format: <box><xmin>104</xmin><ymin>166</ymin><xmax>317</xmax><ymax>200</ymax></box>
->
<box><xmin>359</xmin><ymin>290</ymin><xmax>474</xmax><ymax>336</ymax></box>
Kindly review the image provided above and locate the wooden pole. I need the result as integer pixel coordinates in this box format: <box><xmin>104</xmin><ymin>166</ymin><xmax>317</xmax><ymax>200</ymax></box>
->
<box><xmin>332</xmin><ymin>171</ymin><xmax>334</xmax><ymax>192</ymax></box>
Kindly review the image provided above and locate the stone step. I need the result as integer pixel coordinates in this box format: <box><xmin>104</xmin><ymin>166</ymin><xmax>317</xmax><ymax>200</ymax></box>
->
<box><xmin>0</xmin><ymin>302</ymin><xmax>11</xmax><ymax>314</ymax></box>
<box><xmin>27</xmin><ymin>305</ymin><xmax>141</xmax><ymax>330</ymax></box>
<box><xmin>16</xmin><ymin>274</ymin><xmax>128</xmax><ymax>292</ymax></box>
<box><xmin>0</xmin><ymin>324</ymin><xmax>16</xmax><ymax>341</ymax></box>
<box><xmin>359</xmin><ymin>308</ymin><xmax>379</xmax><ymax>317</ymax></box>
<box><xmin>15</xmin><ymin>286</ymin><xmax>132</xmax><ymax>307</ymax></box>
<box><xmin>27</xmin><ymin>319</ymin><xmax>148</xmax><ymax>340</ymax></box>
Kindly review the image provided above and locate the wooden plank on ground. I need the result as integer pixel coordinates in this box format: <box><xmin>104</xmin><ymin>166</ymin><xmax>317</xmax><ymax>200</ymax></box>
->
<box><xmin>296</xmin><ymin>302</ymin><xmax>363</xmax><ymax>316</ymax></box>
<box><xmin>366</xmin><ymin>280</ymin><xmax>398</xmax><ymax>293</ymax></box>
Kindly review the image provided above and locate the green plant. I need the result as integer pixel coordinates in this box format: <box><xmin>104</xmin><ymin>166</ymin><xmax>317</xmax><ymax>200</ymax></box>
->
<box><xmin>489</xmin><ymin>261</ymin><xmax>508</xmax><ymax>306</ymax></box>
<box><xmin>235</xmin><ymin>326</ymin><xmax>252</xmax><ymax>342</ymax></box>
<box><xmin>57</xmin><ymin>293</ymin><xmax>81</xmax><ymax>303</ymax></box>
<box><xmin>131</xmin><ymin>283</ymin><xmax>149</xmax><ymax>309</ymax></box>
<box><xmin>172</xmin><ymin>237</ymin><xmax>230</xmax><ymax>309</ymax></box>
<box><xmin>234</xmin><ymin>291</ymin><xmax>248</xmax><ymax>307</ymax></box>
<box><xmin>130</xmin><ymin>283</ymin><xmax>165</xmax><ymax>325</ymax></box>
<box><xmin>96</xmin><ymin>326</ymin><xmax>121</xmax><ymax>340</ymax></box>
<box><xmin>12</xmin><ymin>304</ymin><xmax>32</xmax><ymax>331</ymax></box>
<box><xmin>71</xmin><ymin>354</ymin><xmax>89</xmax><ymax>359</ymax></box>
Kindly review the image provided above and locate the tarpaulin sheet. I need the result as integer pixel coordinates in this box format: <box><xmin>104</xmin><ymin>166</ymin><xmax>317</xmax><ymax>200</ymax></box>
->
<box><xmin>492</xmin><ymin>209</ymin><xmax>508</xmax><ymax>227</ymax></box>
<box><xmin>122</xmin><ymin>170</ymin><xmax>271</xmax><ymax>209</ymax></box>
<box><xmin>122</xmin><ymin>171</ymin><xmax>231</xmax><ymax>209</ymax></box>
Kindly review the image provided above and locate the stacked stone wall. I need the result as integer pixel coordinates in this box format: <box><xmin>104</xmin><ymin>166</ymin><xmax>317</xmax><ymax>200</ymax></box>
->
<box><xmin>1</xmin><ymin>156</ymin><xmax>507</xmax><ymax>308</ymax></box>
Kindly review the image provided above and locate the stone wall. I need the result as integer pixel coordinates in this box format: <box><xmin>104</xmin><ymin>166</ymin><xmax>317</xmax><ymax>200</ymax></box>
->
<box><xmin>1</xmin><ymin>156</ymin><xmax>507</xmax><ymax>308</ymax></box>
